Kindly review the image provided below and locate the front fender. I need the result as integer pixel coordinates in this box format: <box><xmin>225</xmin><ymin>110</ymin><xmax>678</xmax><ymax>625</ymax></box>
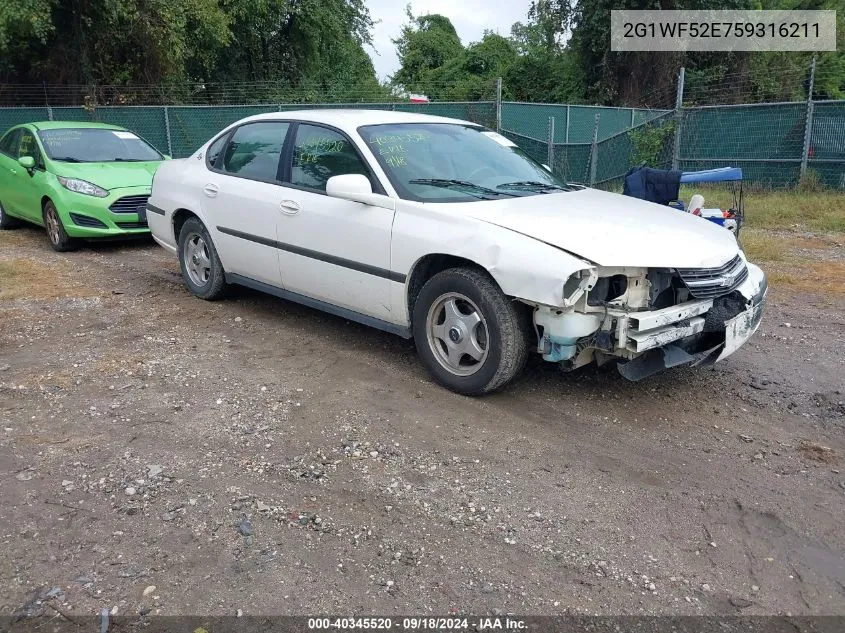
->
<box><xmin>392</xmin><ymin>205</ymin><xmax>592</xmax><ymax>318</ymax></box>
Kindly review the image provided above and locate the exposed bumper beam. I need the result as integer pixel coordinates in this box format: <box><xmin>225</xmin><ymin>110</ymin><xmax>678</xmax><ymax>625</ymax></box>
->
<box><xmin>627</xmin><ymin>299</ymin><xmax>713</xmax><ymax>332</ymax></box>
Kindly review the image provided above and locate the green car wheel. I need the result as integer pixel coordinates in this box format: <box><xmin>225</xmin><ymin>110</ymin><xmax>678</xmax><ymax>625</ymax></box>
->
<box><xmin>42</xmin><ymin>200</ymin><xmax>78</xmax><ymax>252</ymax></box>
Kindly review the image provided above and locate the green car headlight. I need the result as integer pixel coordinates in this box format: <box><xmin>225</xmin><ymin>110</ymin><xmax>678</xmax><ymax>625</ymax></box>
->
<box><xmin>57</xmin><ymin>176</ymin><xmax>109</xmax><ymax>198</ymax></box>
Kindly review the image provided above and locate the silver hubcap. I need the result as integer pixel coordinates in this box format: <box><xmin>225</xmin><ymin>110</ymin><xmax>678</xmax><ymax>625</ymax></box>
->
<box><xmin>45</xmin><ymin>207</ymin><xmax>60</xmax><ymax>244</ymax></box>
<box><xmin>184</xmin><ymin>232</ymin><xmax>212</xmax><ymax>286</ymax></box>
<box><xmin>426</xmin><ymin>293</ymin><xmax>489</xmax><ymax>376</ymax></box>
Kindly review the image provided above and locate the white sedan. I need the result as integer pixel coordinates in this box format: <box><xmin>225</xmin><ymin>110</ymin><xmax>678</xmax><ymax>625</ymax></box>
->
<box><xmin>146</xmin><ymin>110</ymin><xmax>767</xmax><ymax>395</ymax></box>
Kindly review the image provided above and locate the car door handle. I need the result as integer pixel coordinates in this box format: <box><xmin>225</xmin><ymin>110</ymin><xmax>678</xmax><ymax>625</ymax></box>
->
<box><xmin>8</xmin><ymin>168</ymin><xmax>16</xmax><ymax>175</ymax></box>
<box><xmin>279</xmin><ymin>200</ymin><xmax>301</xmax><ymax>215</ymax></box>
<box><xmin>203</xmin><ymin>183</ymin><xmax>219</xmax><ymax>198</ymax></box>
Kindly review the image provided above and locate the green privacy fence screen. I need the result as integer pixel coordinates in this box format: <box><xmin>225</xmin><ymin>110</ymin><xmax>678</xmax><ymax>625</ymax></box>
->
<box><xmin>501</xmin><ymin>100</ymin><xmax>845</xmax><ymax>189</ymax></box>
<box><xmin>676</xmin><ymin>102</ymin><xmax>807</xmax><ymax>188</ymax></box>
<box><xmin>807</xmin><ymin>100</ymin><xmax>845</xmax><ymax>189</ymax></box>
<box><xmin>0</xmin><ymin>102</ymin><xmax>497</xmax><ymax>159</ymax></box>
<box><xmin>501</xmin><ymin>102</ymin><xmax>670</xmax><ymax>144</ymax></box>
<box><xmin>0</xmin><ymin>99</ymin><xmax>842</xmax><ymax>188</ymax></box>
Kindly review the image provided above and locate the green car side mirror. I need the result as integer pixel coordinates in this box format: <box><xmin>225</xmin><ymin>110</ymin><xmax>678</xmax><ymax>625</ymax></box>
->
<box><xmin>18</xmin><ymin>156</ymin><xmax>35</xmax><ymax>170</ymax></box>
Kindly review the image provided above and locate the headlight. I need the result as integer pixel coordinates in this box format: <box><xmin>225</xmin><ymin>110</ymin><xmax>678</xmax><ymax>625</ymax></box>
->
<box><xmin>562</xmin><ymin>268</ymin><xmax>598</xmax><ymax>307</ymax></box>
<box><xmin>57</xmin><ymin>176</ymin><xmax>109</xmax><ymax>198</ymax></box>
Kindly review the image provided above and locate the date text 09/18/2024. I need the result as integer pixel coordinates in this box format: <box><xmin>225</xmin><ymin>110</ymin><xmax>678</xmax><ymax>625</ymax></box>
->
<box><xmin>307</xmin><ymin>617</ymin><xmax>527</xmax><ymax>630</ymax></box>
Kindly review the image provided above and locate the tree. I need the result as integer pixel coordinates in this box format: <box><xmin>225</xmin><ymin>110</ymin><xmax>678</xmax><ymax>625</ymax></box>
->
<box><xmin>391</xmin><ymin>9</ymin><xmax>465</xmax><ymax>89</ymax></box>
<box><xmin>566</xmin><ymin>0</ymin><xmax>844</xmax><ymax>106</ymax></box>
<box><xmin>504</xmin><ymin>51</ymin><xmax>584</xmax><ymax>102</ymax></box>
<box><xmin>0</xmin><ymin>0</ymin><xmax>231</xmax><ymax>87</ymax></box>
<box><xmin>527</xmin><ymin>0</ymin><xmax>575</xmax><ymax>51</ymax></box>
<box><xmin>204</xmin><ymin>0</ymin><xmax>383</xmax><ymax>100</ymax></box>
<box><xmin>506</xmin><ymin>9</ymin><xmax>584</xmax><ymax>103</ymax></box>
<box><xmin>0</xmin><ymin>0</ymin><xmax>384</xmax><ymax>104</ymax></box>
<box><xmin>464</xmin><ymin>32</ymin><xmax>517</xmax><ymax>77</ymax></box>
<box><xmin>509</xmin><ymin>20</ymin><xmax>549</xmax><ymax>57</ymax></box>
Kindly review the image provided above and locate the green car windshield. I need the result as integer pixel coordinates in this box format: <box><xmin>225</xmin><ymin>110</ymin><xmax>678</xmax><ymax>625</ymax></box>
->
<box><xmin>38</xmin><ymin>128</ymin><xmax>163</xmax><ymax>163</ymax></box>
<box><xmin>357</xmin><ymin>123</ymin><xmax>577</xmax><ymax>202</ymax></box>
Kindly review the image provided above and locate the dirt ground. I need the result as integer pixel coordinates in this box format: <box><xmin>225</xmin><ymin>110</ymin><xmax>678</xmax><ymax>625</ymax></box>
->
<box><xmin>1</xmin><ymin>224</ymin><xmax>844</xmax><ymax>619</ymax></box>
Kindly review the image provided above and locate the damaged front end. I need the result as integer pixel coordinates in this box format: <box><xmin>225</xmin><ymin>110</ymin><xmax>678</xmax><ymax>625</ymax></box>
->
<box><xmin>532</xmin><ymin>254</ymin><xmax>767</xmax><ymax>381</ymax></box>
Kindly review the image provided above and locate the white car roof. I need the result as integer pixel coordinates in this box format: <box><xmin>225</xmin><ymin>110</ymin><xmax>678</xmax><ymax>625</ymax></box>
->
<box><xmin>237</xmin><ymin>109</ymin><xmax>478</xmax><ymax>131</ymax></box>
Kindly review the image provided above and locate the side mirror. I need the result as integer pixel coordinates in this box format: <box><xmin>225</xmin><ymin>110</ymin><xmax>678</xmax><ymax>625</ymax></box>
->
<box><xmin>326</xmin><ymin>174</ymin><xmax>394</xmax><ymax>210</ymax></box>
<box><xmin>18</xmin><ymin>156</ymin><xmax>35</xmax><ymax>170</ymax></box>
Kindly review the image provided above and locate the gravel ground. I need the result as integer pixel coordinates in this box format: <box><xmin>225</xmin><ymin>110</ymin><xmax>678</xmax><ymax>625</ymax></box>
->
<box><xmin>1</xmin><ymin>225</ymin><xmax>844</xmax><ymax>619</ymax></box>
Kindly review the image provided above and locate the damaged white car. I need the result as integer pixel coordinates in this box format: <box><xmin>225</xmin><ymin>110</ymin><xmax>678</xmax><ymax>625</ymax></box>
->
<box><xmin>146</xmin><ymin>111</ymin><xmax>767</xmax><ymax>395</ymax></box>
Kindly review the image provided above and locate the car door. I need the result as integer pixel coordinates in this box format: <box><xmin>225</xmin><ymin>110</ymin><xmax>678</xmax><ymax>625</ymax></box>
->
<box><xmin>0</xmin><ymin>128</ymin><xmax>22</xmax><ymax>215</ymax></box>
<box><xmin>200</xmin><ymin>121</ymin><xmax>290</xmax><ymax>288</ymax></box>
<box><xmin>276</xmin><ymin>123</ymin><xmax>395</xmax><ymax>321</ymax></box>
<box><xmin>7</xmin><ymin>128</ymin><xmax>49</xmax><ymax>222</ymax></box>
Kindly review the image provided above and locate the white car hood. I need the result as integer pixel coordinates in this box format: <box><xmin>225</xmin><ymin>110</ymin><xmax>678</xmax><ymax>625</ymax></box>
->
<box><xmin>464</xmin><ymin>188</ymin><xmax>740</xmax><ymax>268</ymax></box>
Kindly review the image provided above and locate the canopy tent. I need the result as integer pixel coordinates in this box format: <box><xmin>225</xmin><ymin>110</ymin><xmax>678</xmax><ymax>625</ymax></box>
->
<box><xmin>679</xmin><ymin>167</ymin><xmax>743</xmax><ymax>184</ymax></box>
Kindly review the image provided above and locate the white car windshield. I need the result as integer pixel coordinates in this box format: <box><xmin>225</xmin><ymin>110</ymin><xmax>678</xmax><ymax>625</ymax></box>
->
<box><xmin>357</xmin><ymin>122</ymin><xmax>579</xmax><ymax>202</ymax></box>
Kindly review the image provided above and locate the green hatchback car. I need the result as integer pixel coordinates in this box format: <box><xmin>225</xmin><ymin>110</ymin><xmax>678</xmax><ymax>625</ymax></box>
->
<box><xmin>0</xmin><ymin>121</ymin><xmax>166</xmax><ymax>251</ymax></box>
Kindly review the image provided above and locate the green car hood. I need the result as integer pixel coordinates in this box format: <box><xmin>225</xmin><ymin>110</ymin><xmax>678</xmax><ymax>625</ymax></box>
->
<box><xmin>51</xmin><ymin>161</ymin><xmax>162</xmax><ymax>190</ymax></box>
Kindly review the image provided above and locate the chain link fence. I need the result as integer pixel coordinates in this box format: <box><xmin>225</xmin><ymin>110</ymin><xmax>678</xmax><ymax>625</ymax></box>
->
<box><xmin>0</xmin><ymin>101</ymin><xmax>497</xmax><ymax>158</ymax></box>
<box><xmin>808</xmin><ymin>100</ymin><xmax>845</xmax><ymax>189</ymax></box>
<box><xmin>497</xmin><ymin>61</ymin><xmax>845</xmax><ymax>190</ymax></box>
<box><xmin>500</xmin><ymin>100</ymin><xmax>845</xmax><ymax>191</ymax></box>
<box><xmin>0</xmin><ymin>71</ymin><xmax>843</xmax><ymax>189</ymax></box>
<box><xmin>501</xmin><ymin>103</ymin><xmax>670</xmax><ymax>144</ymax></box>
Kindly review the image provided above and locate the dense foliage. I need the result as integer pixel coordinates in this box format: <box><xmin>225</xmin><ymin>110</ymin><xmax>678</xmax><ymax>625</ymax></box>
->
<box><xmin>0</xmin><ymin>0</ymin><xmax>842</xmax><ymax>106</ymax></box>
<box><xmin>0</xmin><ymin>0</ymin><xmax>383</xmax><ymax>102</ymax></box>
<box><xmin>393</xmin><ymin>0</ymin><xmax>844</xmax><ymax>105</ymax></box>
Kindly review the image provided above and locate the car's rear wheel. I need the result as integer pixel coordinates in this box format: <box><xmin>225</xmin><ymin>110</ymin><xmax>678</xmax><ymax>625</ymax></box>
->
<box><xmin>0</xmin><ymin>200</ymin><xmax>20</xmax><ymax>230</ymax></box>
<box><xmin>42</xmin><ymin>200</ymin><xmax>78</xmax><ymax>252</ymax></box>
<box><xmin>178</xmin><ymin>217</ymin><xmax>227</xmax><ymax>300</ymax></box>
<box><xmin>412</xmin><ymin>267</ymin><xmax>531</xmax><ymax>395</ymax></box>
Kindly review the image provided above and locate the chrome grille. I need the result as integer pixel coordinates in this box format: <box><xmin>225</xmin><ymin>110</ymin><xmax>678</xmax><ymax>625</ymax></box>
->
<box><xmin>676</xmin><ymin>254</ymin><xmax>749</xmax><ymax>299</ymax></box>
<box><xmin>110</xmin><ymin>194</ymin><xmax>150</xmax><ymax>214</ymax></box>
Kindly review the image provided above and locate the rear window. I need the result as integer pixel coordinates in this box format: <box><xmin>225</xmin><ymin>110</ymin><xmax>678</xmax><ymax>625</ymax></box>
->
<box><xmin>221</xmin><ymin>121</ymin><xmax>289</xmax><ymax>182</ymax></box>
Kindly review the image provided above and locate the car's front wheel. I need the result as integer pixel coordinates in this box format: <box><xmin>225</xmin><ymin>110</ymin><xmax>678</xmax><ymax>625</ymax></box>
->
<box><xmin>178</xmin><ymin>217</ymin><xmax>227</xmax><ymax>300</ymax></box>
<box><xmin>0</xmin><ymin>199</ymin><xmax>20</xmax><ymax>230</ymax></box>
<box><xmin>42</xmin><ymin>200</ymin><xmax>78</xmax><ymax>252</ymax></box>
<box><xmin>412</xmin><ymin>267</ymin><xmax>531</xmax><ymax>395</ymax></box>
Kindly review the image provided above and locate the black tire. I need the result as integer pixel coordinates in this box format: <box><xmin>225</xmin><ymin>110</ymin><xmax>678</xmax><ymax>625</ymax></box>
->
<box><xmin>0</xmin><ymin>199</ymin><xmax>20</xmax><ymax>229</ymax></box>
<box><xmin>177</xmin><ymin>217</ymin><xmax>227</xmax><ymax>300</ymax></box>
<box><xmin>412</xmin><ymin>267</ymin><xmax>532</xmax><ymax>396</ymax></box>
<box><xmin>42</xmin><ymin>200</ymin><xmax>78</xmax><ymax>252</ymax></box>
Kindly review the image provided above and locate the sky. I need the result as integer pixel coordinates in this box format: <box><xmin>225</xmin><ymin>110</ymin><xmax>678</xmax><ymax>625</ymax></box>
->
<box><xmin>364</xmin><ymin>0</ymin><xmax>534</xmax><ymax>81</ymax></box>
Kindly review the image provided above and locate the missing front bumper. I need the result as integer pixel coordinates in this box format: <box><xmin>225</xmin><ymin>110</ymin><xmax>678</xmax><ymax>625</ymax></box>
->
<box><xmin>617</xmin><ymin>280</ymin><xmax>767</xmax><ymax>381</ymax></box>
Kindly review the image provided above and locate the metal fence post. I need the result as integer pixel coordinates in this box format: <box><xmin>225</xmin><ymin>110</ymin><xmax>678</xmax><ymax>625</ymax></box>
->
<box><xmin>495</xmin><ymin>77</ymin><xmax>503</xmax><ymax>132</ymax></box>
<box><xmin>589</xmin><ymin>113</ymin><xmax>600</xmax><ymax>186</ymax></box>
<box><xmin>547</xmin><ymin>117</ymin><xmax>555</xmax><ymax>169</ymax></box>
<box><xmin>42</xmin><ymin>82</ymin><xmax>53</xmax><ymax>121</ymax></box>
<box><xmin>800</xmin><ymin>56</ymin><xmax>817</xmax><ymax>179</ymax></box>
<box><xmin>671</xmin><ymin>67</ymin><xmax>685</xmax><ymax>170</ymax></box>
<box><xmin>565</xmin><ymin>105</ymin><xmax>570</xmax><ymax>144</ymax></box>
<box><xmin>163</xmin><ymin>106</ymin><xmax>173</xmax><ymax>157</ymax></box>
